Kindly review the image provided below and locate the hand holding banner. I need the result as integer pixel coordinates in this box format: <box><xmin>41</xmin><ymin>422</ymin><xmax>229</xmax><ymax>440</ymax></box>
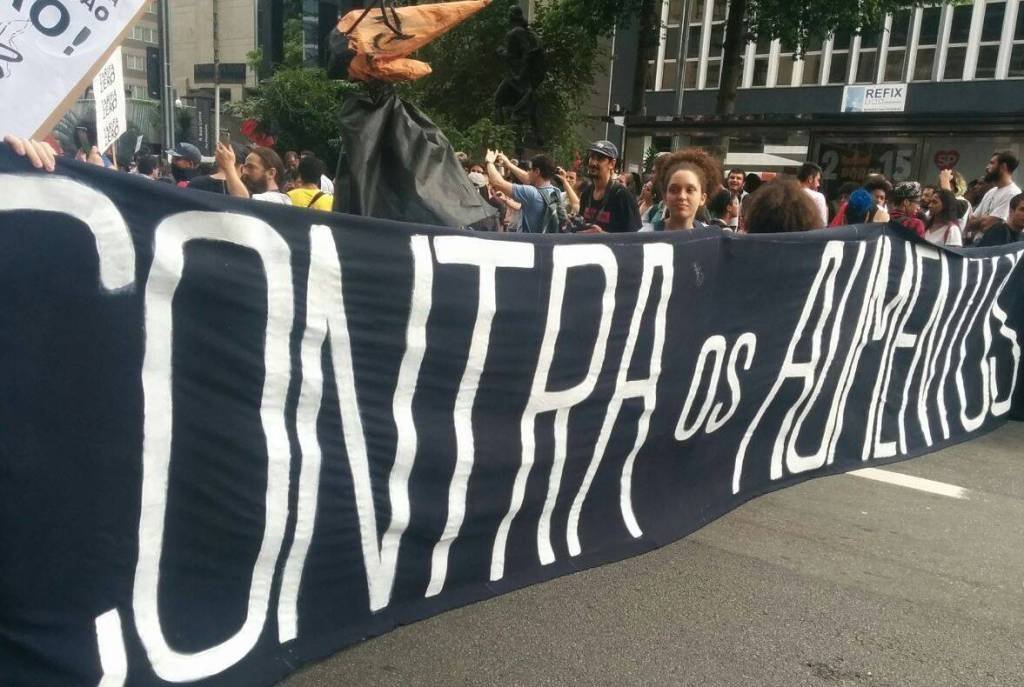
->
<box><xmin>0</xmin><ymin>0</ymin><xmax>147</xmax><ymax>138</ymax></box>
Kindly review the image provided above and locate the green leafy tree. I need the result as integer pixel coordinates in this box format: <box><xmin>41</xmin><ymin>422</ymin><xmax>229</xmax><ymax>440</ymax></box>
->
<box><xmin>234</xmin><ymin>1</ymin><xmax>649</xmax><ymax>166</ymax></box>
<box><xmin>227</xmin><ymin>67</ymin><xmax>360</xmax><ymax>165</ymax></box>
<box><xmin>403</xmin><ymin>0</ymin><xmax>647</xmax><ymax>160</ymax></box>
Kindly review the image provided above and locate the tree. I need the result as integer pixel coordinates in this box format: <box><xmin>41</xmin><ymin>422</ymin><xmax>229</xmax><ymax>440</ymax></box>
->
<box><xmin>402</xmin><ymin>0</ymin><xmax>647</xmax><ymax>160</ymax></box>
<box><xmin>227</xmin><ymin>67</ymin><xmax>360</xmax><ymax>165</ymax></box>
<box><xmin>234</xmin><ymin>0</ymin><xmax>649</xmax><ymax>166</ymax></box>
<box><xmin>716</xmin><ymin>1</ymin><xmax>943</xmax><ymax>115</ymax></box>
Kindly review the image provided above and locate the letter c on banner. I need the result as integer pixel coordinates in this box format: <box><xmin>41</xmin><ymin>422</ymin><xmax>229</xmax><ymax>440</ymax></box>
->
<box><xmin>133</xmin><ymin>212</ymin><xmax>293</xmax><ymax>682</ymax></box>
<box><xmin>0</xmin><ymin>174</ymin><xmax>135</xmax><ymax>292</ymax></box>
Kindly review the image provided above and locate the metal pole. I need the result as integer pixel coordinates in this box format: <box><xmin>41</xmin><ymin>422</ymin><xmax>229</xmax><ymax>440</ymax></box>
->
<box><xmin>673</xmin><ymin>0</ymin><xmax>692</xmax><ymax>148</ymax></box>
<box><xmin>160</xmin><ymin>0</ymin><xmax>174</xmax><ymax>150</ymax></box>
<box><xmin>213</xmin><ymin>0</ymin><xmax>221</xmax><ymax>146</ymax></box>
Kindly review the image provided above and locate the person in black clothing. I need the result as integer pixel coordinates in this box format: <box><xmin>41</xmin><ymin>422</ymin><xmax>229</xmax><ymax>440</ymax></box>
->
<box><xmin>578</xmin><ymin>140</ymin><xmax>641</xmax><ymax>233</ymax></box>
<box><xmin>135</xmin><ymin>154</ymin><xmax>160</xmax><ymax>180</ymax></box>
<box><xmin>976</xmin><ymin>192</ymin><xmax>1024</xmax><ymax>246</ymax></box>
<box><xmin>188</xmin><ymin>143</ymin><xmax>250</xmax><ymax>195</ymax></box>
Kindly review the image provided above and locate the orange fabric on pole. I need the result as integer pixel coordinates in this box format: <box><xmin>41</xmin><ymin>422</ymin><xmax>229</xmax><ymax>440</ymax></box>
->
<box><xmin>339</xmin><ymin>0</ymin><xmax>491</xmax><ymax>82</ymax></box>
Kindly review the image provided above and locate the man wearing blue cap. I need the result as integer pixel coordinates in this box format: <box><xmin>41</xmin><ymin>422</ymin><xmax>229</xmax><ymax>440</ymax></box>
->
<box><xmin>578</xmin><ymin>140</ymin><xmax>641</xmax><ymax>233</ymax></box>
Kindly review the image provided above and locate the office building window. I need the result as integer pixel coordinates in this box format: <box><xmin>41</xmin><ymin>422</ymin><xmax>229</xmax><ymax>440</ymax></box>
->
<box><xmin>884</xmin><ymin>10</ymin><xmax>912</xmax><ymax>82</ymax></box>
<box><xmin>132</xmin><ymin>25</ymin><xmax>156</xmax><ymax>44</ymax></box>
<box><xmin>913</xmin><ymin>6</ymin><xmax>942</xmax><ymax>81</ymax></box>
<box><xmin>975</xmin><ymin>1</ymin><xmax>1005</xmax><ymax>79</ymax></box>
<box><xmin>799</xmin><ymin>37</ymin><xmax>824</xmax><ymax>85</ymax></box>
<box><xmin>652</xmin><ymin>0</ymin><xmax>684</xmax><ymax>91</ymax></box>
<box><xmin>751</xmin><ymin>37</ymin><xmax>771</xmax><ymax>86</ymax></box>
<box><xmin>855</xmin><ymin>21</ymin><xmax>884</xmax><ymax>82</ymax></box>
<box><xmin>828</xmin><ymin>32</ymin><xmax>852</xmax><ymax>83</ymax></box>
<box><xmin>1010</xmin><ymin>7</ymin><xmax>1024</xmax><ymax>77</ymax></box>
<box><xmin>681</xmin><ymin>3</ymin><xmax>703</xmax><ymax>89</ymax></box>
<box><xmin>776</xmin><ymin>41</ymin><xmax>796</xmax><ymax>86</ymax></box>
<box><xmin>125</xmin><ymin>53</ymin><xmax>146</xmax><ymax>72</ymax></box>
<box><xmin>705</xmin><ymin>12</ymin><xmax>726</xmax><ymax>88</ymax></box>
<box><xmin>943</xmin><ymin>4</ymin><xmax>973</xmax><ymax>80</ymax></box>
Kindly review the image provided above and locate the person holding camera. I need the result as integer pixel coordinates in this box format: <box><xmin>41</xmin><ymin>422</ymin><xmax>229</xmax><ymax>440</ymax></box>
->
<box><xmin>577</xmin><ymin>140</ymin><xmax>641</xmax><ymax>233</ymax></box>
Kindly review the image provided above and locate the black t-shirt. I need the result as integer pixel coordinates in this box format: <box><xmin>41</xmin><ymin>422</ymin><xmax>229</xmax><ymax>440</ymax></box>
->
<box><xmin>579</xmin><ymin>182</ymin><xmax>641</xmax><ymax>233</ymax></box>
<box><xmin>977</xmin><ymin>222</ymin><xmax>1022</xmax><ymax>247</ymax></box>
<box><xmin>187</xmin><ymin>175</ymin><xmax>229</xmax><ymax>195</ymax></box>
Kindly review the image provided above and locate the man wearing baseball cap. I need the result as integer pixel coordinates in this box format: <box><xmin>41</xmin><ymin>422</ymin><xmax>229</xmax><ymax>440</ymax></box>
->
<box><xmin>169</xmin><ymin>142</ymin><xmax>202</xmax><ymax>187</ymax></box>
<box><xmin>889</xmin><ymin>181</ymin><xmax>926</xmax><ymax>238</ymax></box>
<box><xmin>578</xmin><ymin>139</ymin><xmax>641</xmax><ymax>233</ymax></box>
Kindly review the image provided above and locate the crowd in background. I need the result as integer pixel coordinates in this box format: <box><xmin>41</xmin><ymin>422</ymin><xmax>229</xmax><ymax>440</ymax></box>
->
<box><xmin>455</xmin><ymin>140</ymin><xmax>1023</xmax><ymax>248</ymax></box>
<box><xmin>5</xmin><ymin>132</ymin><xmax>1022</xmax><ymax>248</ymax></box>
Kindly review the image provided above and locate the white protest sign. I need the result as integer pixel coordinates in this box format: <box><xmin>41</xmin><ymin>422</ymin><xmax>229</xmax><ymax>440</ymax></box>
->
<box><xmin>0</xmin><ymin>0</ymin><xmax>147</xmax><ymax>138</ymax></box>
<box><xmin>93</xmin><ymin>46</ymin><xmax>126</xmax><ymax>153</ymax></box>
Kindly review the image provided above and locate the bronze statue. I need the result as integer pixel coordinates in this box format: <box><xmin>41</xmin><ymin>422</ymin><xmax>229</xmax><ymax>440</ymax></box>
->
<box><xmin>493</xmin><ymin>5</ymin><xmax>545</xmax><ymax>149</ymax></box>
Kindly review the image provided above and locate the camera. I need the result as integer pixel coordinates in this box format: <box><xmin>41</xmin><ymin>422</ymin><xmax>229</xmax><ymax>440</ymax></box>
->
<box><xmin>565</xmin><ymin>214</ymin><xmax>587</xmax><ymax>233</ymax></box>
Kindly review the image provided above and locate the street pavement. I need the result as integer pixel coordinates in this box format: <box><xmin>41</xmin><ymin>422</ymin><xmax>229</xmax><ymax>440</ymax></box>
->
<box><xmin>282</xmin><ymin>423</ymin><xmax>1024</xmax><ymax>687</ymax></box>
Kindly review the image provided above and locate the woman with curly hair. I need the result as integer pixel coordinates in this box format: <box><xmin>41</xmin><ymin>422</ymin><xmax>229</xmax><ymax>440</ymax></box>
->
<box><xmin>654</xmin><ymin>149</ymin><xmax>722</xmax><ymax>231</ymax></box>
<box><xmin>743</xmin><ymin>180</ymin><xmax>822</xmax><ymax>234</ymax></box>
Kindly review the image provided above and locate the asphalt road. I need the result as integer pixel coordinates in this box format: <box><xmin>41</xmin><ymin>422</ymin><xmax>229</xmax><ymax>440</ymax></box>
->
<box><xmin>282</xmin><ymin>423</ymin><xmax>1024</xmax><ymax>687</ymax></box>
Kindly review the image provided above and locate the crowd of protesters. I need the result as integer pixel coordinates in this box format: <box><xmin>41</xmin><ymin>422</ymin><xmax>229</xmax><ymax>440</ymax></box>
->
<box><xmin>4</xmin><ymin>132</ymin><xmax>1022</xmax><ymax>247</ymax></box>
<box><xmin>455</xmin><ymin>140</ymin><xmax>1022</xmax><ymax>247</ymax></box>
<box><xmin>2</xmin><ymin>133</ymin><xmax>337</xmax><ymax>212</ymax></box>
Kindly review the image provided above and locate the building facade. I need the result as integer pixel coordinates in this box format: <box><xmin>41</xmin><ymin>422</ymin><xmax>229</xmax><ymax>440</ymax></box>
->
<box><xmin>168</xmin><ymin>0</ymin><xmax>260</xmax><ymax>105</ymax></box>
<box><xmin>604</xmin><ymin>0</ymin><xmax>1024</xmax><ymax>198</ymax></box>
<box><xmin>121</xmin><ymin>0</ymin><xmax>162</xmax><ymax>101</ymax></box>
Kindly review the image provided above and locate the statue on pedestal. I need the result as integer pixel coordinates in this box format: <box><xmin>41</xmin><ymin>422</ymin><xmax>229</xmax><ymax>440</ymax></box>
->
<box><xmin>493</xmin><ymin>6</ymin><xmax>546</xmax><ymax>150</ymax></box>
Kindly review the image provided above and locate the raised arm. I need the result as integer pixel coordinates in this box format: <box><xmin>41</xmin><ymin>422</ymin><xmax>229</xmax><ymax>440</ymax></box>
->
<box><xmin>216</xmin><ymin>142</ymin><xmax>250</xmax><ymax>199</ymax></box>
<box><xmin>557</xmin><ymin>167</ymin><xmax>580</xmax><ymax>215</ymax></box>
<box><xmin>497</xmin><ymin>152</ymin><xmax>530</xmax><ymax>184</ymax></box>
<box><xmin>485</xmin><ymin>148</ymin><xmax>514</xmax><ymax>196</ymax></box>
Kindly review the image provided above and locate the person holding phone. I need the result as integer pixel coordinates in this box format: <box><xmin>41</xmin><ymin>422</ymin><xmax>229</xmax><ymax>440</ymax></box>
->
<box><xmin>189</xmin><ymin>141</ymin><xmax>249</xmax><ymax>195</ymax></box>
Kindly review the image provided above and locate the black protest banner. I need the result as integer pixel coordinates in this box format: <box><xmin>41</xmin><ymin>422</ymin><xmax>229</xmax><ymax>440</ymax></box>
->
<box><xmin>1</xmin><ymin>147</ymin><xmax>1022</xmax><ymax>686</ymax></box>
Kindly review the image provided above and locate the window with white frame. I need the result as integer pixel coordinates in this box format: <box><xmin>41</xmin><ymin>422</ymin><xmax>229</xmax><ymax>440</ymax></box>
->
<box><xmin>943</xmin><ymin>4</ymin><xmax>974</xmax><ymax>79</ymax></box>
<box><xmin>975</xmin><ymin>1</ymin><xmax>1006</xmax><ymax>79</ymax></box>
<box><xmin>125</xmin><ymin>53</ymin><xmax>146</xmax><ymax>72</ymax></box>
<box><xmin>914</xmin><ymin>5</ymin><xmax>943</xmax><ymax>80</ymax></box>
<box><xmin>646</xmin><ymin>0</ymin><xmax>681</xmax><ymax>91</ymax></box>
<box><xmin>750</xmin><ymin>36</ymin><xmax>771</xmax><ymax>86</ymax></box>
<box><xmin>681</xmin><ymin>0</ymin><xmax>704</xmax><ymax>89</ymax></box>
<box><xmin>704</xmin><ymin>2</ymin><xmax>727</xmax><ymax>88</ymax></box>
<box><xmin>883</xmin><ymin>10</ymin><xmax>912</xmax><ymax>82</ymax></box>
<box><xmin>660</xmin><ymin>0</ymin><xmax>685</xmax><ymax>91</ymax></box>
<box><xmin>132</xmin><ymin>25</ymin><xmax>156</xmax><ymax>44</ymax></box>
<box><xmin>129</xmin><ymin>84</ymin><xmax>147</xmax><ymax>100</ymax></box>
<box><xmin>828</xmin><ymin>32</ymin><xmax>852</xmax><ymax>83</ymax></box>
<box><xmin>776</xmin><ymin>41</ymin><xmax>796</xmax><ymax>87</ymax></box>
<box><xmin>798</xmin><ymin>36</ymin><xmax>824</xmax><ymax>85</ymax></box>
<box><xmin>1011</xmin><ymin>7</ymin><xmax>1024</xmax><ymax>77</ymax></box>
<box><xmin>855</xmin><ymin>20</ymin><xmax>885</xmax><ymax>82</ymax></box>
